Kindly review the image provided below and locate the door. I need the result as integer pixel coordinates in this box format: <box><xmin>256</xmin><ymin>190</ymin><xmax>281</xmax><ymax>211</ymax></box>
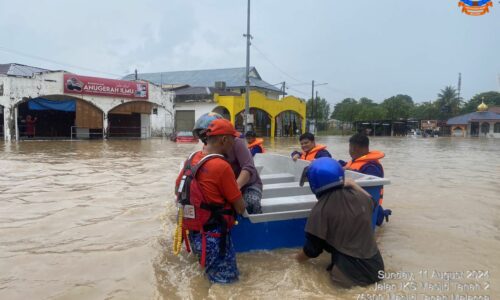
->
<box><xmin>175</xmin><ymin>110</ymin><xmax>195</xmax><ymax>132</ymax></box>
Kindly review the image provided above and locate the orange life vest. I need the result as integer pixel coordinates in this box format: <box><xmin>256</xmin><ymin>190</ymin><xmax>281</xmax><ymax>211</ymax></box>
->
<box><xmin>300</xmin><ymin>144</ymin><xmax>327</xmax><ymax>161</ymax></box>
<box><xmin>247</xmin><ymin>138</ymin><xmax>265</xmax><ymax>153</ymax></box>
<box><xmin>345</xmin><ymin>150</ymin><xmax>385</xmax><ymax>204</ymax></box>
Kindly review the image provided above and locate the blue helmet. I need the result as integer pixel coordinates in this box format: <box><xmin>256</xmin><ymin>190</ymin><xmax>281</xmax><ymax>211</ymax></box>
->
<box><xmin>306</xmin><ymin>157</ymin><xmax>344</xmax><ymax>195</ymax></box>
<box><xmin>192</xmin><ymin>112</ymin><xmax>223</xmax><ymax>138</ymax></box>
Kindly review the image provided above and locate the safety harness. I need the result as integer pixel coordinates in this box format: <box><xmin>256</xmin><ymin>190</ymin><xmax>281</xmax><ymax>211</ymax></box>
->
<box><xmin>173</xmin><ymin>152</ymin><xmax>236</xmax><ymax>267</ymax></box>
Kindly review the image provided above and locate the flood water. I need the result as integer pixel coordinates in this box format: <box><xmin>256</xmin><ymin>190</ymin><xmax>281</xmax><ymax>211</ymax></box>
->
<box><xmin>1</xmin><ymin>137</ymin><xmax>499</xmax><ymax>299</ymax></box>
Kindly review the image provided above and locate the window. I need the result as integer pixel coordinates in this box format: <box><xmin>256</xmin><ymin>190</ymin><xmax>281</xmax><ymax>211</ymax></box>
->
<box><xmin>152</xmin><ymin>108</ymin><xmax>158</xmax><ymax>115</ymax></box>
<box><xmin>494</xmin><ymin>123</ymin><xmax>500</xmax><ymax>133</ymax></box>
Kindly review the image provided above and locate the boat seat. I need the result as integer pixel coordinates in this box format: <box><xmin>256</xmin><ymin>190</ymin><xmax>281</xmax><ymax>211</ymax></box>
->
<box><xmin>262</xmin><ymin>181</ymin><xmax>311</xmax><ymax>198</ymax></box>
<box><xmin>260</xmin><ymin>173</ymin><xmax>296</xmax><ymax>184</ymax></box>
<box><xmin>261</xmin><ymin>195</ymin><xmax>317</xmax><ymax>213</ymax></box>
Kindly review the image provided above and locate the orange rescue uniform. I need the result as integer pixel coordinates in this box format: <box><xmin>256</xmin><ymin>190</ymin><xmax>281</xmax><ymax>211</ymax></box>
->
<box><xmin>247</xmin><ymin>138</ymin><xmax>265</xmax><ymax>153</ymax></box>
<box><xmin>345</xmin><ymin>150</ymin><xmax>385</xmax><ymax>204</ymax></box>
<box><xmin>300</xmin><ymin>144</ymin><xmax>327</xmax><ymax>161</ymax></box>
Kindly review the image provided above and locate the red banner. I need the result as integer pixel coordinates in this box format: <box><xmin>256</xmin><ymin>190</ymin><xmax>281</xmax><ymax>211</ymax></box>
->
<box><xmin>63</xmin><ymin>73</ymin><xmax>148</xmax><ymax>99</ymax></box>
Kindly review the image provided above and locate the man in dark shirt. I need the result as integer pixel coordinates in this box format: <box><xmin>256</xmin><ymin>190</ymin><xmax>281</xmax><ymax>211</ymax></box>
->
<box><xmin>296</xmin><ymin>158</ymin><xmax>384</xmax><ymax>288</ymax></box>
<box><xmin>340</xmin><ymin>133</ymin><xmax>384</xmax><ymax>178</ymax></box>
<box><xmin>340</xmin><ymin>134</ymin><xmax>391</xmax><ymax>226</ymax></box>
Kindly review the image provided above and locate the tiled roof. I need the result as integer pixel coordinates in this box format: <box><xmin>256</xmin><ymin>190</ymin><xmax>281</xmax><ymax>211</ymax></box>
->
<box><xmin>447</xmin><ymin>111</ymin><xmax>500</xmax><ymax>125</ymax></box>
<box><xmin>123</xmin><ymin>67</ymin><xmax>282</xmax><ymax>93</ymax></box>
<box><xmin>488</xmin><ymin>106</ymin><xmax>500</xmax><ymax>114</ymax></box>
<box><xmin>0</xmin><ymin>63</ymin><xmax>50</xmax><ymax>77</ymax></box>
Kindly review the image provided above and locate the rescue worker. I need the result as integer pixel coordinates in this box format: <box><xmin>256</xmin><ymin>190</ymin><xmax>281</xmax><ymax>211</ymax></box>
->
<box><xmin>339</xmin><ymin>133</ymin><xmax>391</xmax><ymax>226</ymax></box>
<box><xmin>193</xmin><ymin>112</ymin><xmax>263</xmax><ymax>214</ymax></box>
<box><xmin>291</xmin><ymin>132</ymin><xmax>332</xmax><ymax>161</ymax></box>
<box><xmin>296</xmin><ymin>157</ymin><xmax>385</xmax><ymax>288</ymax></box>
<box><xmin>342</xmin><ymin>133</ymin><xmax>384</xmax><ymax>178</ymax></box>
<box><xmin>245</xmin><ymin>131</ymin><xmax>265</xmax><ymax>156</ymax></box>
<box><xmin>175</xmin><ymin>118</ymin><xmax>246</xmax><ymax>284</ymax></box>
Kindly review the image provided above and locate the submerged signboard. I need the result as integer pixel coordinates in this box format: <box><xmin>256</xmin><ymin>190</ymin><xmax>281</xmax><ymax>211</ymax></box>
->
<box><xmin>63</xmin><ymin>73</ymin><xmax>148</xmax><ymax>99</ymax></box>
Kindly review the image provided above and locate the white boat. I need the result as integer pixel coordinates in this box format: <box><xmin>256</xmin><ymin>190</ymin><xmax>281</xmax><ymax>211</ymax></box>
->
<box><xmin>232</xmin><ymin>153</ymin><xmax>390</xmax><ymax>252</ymax></box>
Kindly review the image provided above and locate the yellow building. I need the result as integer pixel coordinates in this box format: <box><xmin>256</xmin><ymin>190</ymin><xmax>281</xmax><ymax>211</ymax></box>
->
<box><xmin>127</xmin><ymin>67</ymin><xmax>306</xmax><ymax>137</ymax></box>
<box><xmin>213</xmin><ymin>90</ymin><xmax>306</xmax><ymax>137</ymax></box>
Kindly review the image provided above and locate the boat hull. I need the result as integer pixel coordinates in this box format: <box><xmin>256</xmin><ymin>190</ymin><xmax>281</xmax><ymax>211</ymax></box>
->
<box><xmin>232</xmin><ymin>153</ymin><xmax>389</xmax><ymax>253</ymax></box>
<box><xmin>233</xmin><ymin>186</ymin><xmax>383</xmax><ymax>252</ymax></box>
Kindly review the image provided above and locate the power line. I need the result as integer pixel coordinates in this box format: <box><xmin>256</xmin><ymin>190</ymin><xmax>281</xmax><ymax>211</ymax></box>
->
<box><xmin>251</xmin><ymin>43</ymin><xmax>304</xmax><ymax>83</ymax></box>
<box><xmin>0</xmin><ymin>45</ymin><xmax>124</xmax><ymax>78</ymax></box>
<box><xmin>286</xmin><ymin>86</ymin><xmax>309</xmax><ymax>96</ymax></box>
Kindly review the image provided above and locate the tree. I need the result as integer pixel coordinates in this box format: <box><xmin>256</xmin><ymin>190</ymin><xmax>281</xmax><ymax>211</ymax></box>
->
<box><xmin>461</xmin><ymin>91</ymin><xmax>500</xmax><ymax>114</ymax></box>
<box><xmin>357</xmin><ymin>105</ymin><xmax>387</xmax><ymax>121</ymax></box>
<box><xmin>410</xmin><ymin>101</ymin><xmax>439</xmax><ymax>120</ymax></box>
<box><xmin>331</xmin><ymin>98</ymin><xmax>358</xmax><ymax>122</ymax></box>
<box><xmin>435</xmin><ymin>86</ymin><xmax>461</xmax><ymax>119</ymax></box>
<box><xmin>381</xmin><ymin>94</ymin><xmax>414</xmax><ymax>120</ymax></box>
<box><xmin>306</xmin><ymin>97</ymin><xmax>330</xmax><ymax>122</ymax></box>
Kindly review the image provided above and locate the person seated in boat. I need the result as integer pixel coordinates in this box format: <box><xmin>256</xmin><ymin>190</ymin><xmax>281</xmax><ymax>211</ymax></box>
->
<box><xmin>175</xmin><ymin>118</ymin><xmax>246</xmax><ymax>284</ymax></box>
<box><xmin>339</xmin><ymin>133</ymin><xmax>391</xmax><ymax>226</ymax></box>
<box><xmin>193</xmin><ymin>112</ymin><xmax>263</xmax><ymax>214</ymax></box>
<box><xmin>291</xmin><ymin>132</ymin><xmax>331</xmax><ymax>161</ymax></box>
<box><xmin>341</xmin><ymin>133</ymin><xmax>384</xmax><ymax>178</ymax></box>
<box><xmin>296</xmin><ymin>158</ymin><xmax>385</xmax><ymax>288</ymax></box>
<box><xmin>245</xmin><ymin>131</ymin><xmax>265</xmax><ymax>157</ymax></box>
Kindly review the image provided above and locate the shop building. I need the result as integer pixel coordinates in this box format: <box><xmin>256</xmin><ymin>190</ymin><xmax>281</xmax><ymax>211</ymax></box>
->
<box><xmin>124</xmin><ymin>67</ymin><xmax>306</xmax><ymax>137</ymax></box>
<box><xmin>0</xmin><ymin>63</ymin><xmax>174</xmax><ymax>141</ymax></box>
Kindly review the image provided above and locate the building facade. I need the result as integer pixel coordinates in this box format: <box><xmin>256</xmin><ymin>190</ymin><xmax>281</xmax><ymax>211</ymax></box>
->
<box><xmin>0</xmin><ymin>64</ymin><xmax>174</xmax><ymax>141</ymax></box>
<box><xmin>447</xmin><ymin>102</ymin><xmax>500</xmax><ymax>138</ymax></box>
<box><xmin>126</xmin><ymin>67</ymin><xmax>306</xmax><ymax>137</ymax></box>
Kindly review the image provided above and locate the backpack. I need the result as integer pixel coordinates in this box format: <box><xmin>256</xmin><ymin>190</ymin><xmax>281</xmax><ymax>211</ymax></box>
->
<box><xmin>174</xmin><ymin>151</ymin><xmax>236</xmax><ymax>267</ymax></box>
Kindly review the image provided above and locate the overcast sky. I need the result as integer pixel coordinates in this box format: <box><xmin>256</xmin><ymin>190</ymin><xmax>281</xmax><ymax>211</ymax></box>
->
<box><xmin>0</xmin><ymin>0</ymin><xmax>498</xmax><ymax>105</ymax></box>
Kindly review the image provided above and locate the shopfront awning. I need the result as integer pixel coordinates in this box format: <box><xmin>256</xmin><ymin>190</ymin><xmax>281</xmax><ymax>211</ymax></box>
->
<box><xmin>28</xmin><ymin>98</ymin><xmax>76</xmax><ymax>112</ymax></box>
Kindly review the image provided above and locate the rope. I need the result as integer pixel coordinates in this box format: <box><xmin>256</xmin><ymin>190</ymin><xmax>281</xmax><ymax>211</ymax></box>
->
<box><xmin>173</xmin><ymin>206</ymin><xmax>183</xmax><ymax>255</ymax></box>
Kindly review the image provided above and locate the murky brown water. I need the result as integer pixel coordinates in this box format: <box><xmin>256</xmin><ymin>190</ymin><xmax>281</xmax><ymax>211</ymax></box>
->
<box><xmin>1</xmin><ymin>137</ymin><xmax>499</xmax><ymax>299</ymax></box>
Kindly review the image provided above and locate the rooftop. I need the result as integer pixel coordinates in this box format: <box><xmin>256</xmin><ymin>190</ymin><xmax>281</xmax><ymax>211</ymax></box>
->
<box><xmin>122</xmin><ymin>67</ymin><xmax>282</xmax><ymax>93</ymax></box>
<box><xmin>447</xmin><ymin>111</ymin><xmax>500</xmax><ymax>125</ymax></box>
<box><xmin>0</xmin><ymin>63</ymin><xmax>50</xmax><ymax>77</ymax></box>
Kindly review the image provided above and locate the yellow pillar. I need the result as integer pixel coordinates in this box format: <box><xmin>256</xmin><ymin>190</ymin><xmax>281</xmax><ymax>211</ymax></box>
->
<box><xmin>270</xmin><ymin>115</ymin><xmax>275</xmax><ymax>138</ymax></box>
<box><xmin>302</xmin><ymin>118</ymin><xmax>306</xmax><ymax>135</ymax></box>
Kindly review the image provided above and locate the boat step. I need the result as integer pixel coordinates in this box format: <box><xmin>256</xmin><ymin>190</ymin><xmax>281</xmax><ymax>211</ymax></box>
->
<box><xmin>261</xmin><ymin>194</ymin><xmax>317</xmax><ymax>213</ymax></box>
<box><xmin>260</xmin><ymin>173</ymin><xmax>296</xmax><ymax>184</ymax></box>
<box><xmin>262</xmin><ymin>181</ymin><xmax>311</xmax><ymax>198</ymax></box>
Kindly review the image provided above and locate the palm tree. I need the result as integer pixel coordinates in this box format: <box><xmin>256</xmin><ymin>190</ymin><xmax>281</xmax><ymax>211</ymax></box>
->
<box><xmin>436</xmin><ymin>86</ymin><xmax>461</xmax><ymax>119</ymax></box>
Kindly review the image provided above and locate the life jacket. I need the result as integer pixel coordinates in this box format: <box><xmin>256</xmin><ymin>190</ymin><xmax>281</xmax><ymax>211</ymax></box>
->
<box><xmin>300</xmin><ymin>144</ymin><xmax>327</xmax><ymax>161</ymax></box>
<box><xmin>176</xmin><ymin>151</ymin><xmax>236</xmax><ymax>267</ymax></box>
<box><xmin>345</xmin><ymin>150</ymin><xmax>385</xmax><ymax>204</ymax></box>
<box><xmin>345</xmin><ymin>150</ymin><xmax>391</xmax><ymax>227</ymax></box>
<box><xmin>247</xmin><ymin>138</ymin><xmax>265</xmax><ymax>153</ymax></box>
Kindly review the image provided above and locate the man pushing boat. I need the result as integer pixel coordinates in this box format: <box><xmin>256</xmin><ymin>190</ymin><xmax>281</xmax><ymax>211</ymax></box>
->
<box><xmin>193</xmin><ymin>113</ymin><xmax>263</xmax><ymax>214</ymax></box>
<box><xmin>174</xmin><ymin>118</ymin><xmax>246</xmax><ymax>283</ymax></box>
<box><xmin>296</xmin><ymin>158</ymin><xmax>385</xmax><ymax>288</ymax></box>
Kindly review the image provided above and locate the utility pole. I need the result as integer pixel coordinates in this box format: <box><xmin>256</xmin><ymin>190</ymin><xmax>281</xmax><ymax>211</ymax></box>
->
<box><xmin>316</xmin><ymin>91</ymin><xmax>319</xmax><ymax>128</ymax></box>
<box><xmin>243</xmin><ymin>0</ymin><xmax>252</xmax><ymax>133</ymax></box>
<box><xmin>310</xmin><ymin>81</ymin><xmax>328</xmax><ymax>133</ymax></box>
<box><xmin>311</xmin><ymin>80</ymin><xmax>315</xmax><ymax>133</ymax></box>
<box><xmin>282</xmin><ymin>81</ymin><xmax>286</xmax><ymax>99</ymax></box>
<box><xmin>457</xmin><ymin>72</ymin><xmax>462</xmax><ymax>101</ymax></box>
